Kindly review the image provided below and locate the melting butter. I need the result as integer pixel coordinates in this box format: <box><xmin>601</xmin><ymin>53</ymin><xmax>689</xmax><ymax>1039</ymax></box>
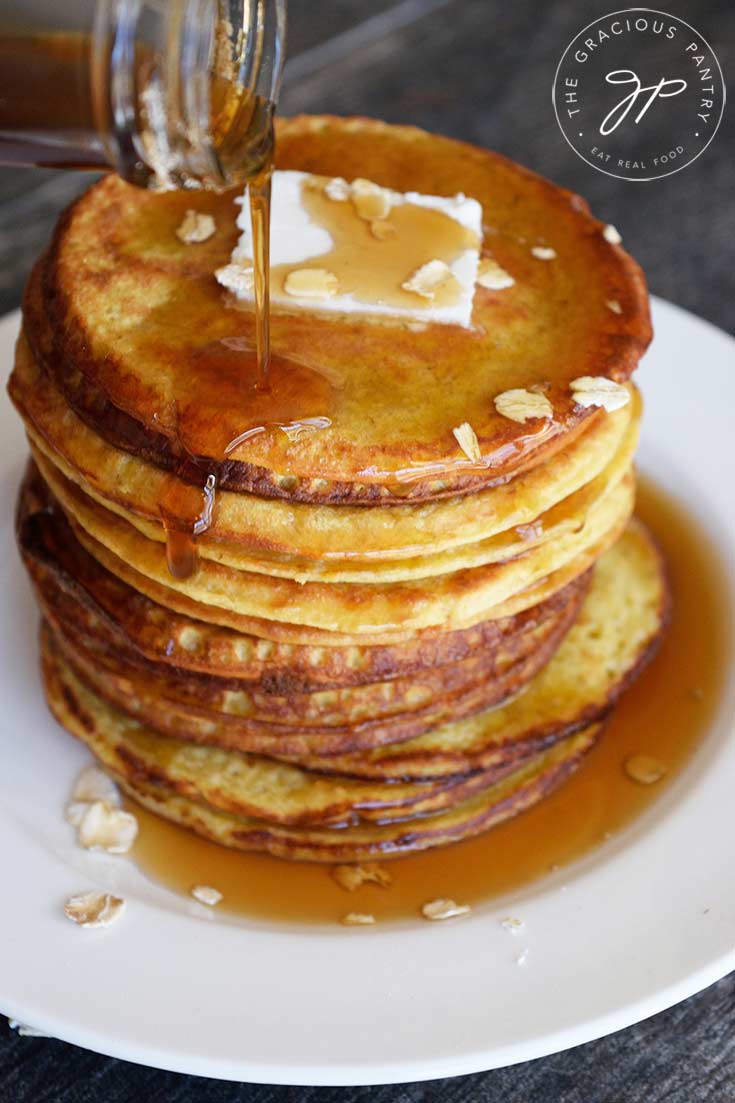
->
<box><xmin>219</xmin><ymin>171</ymin><xmax>483</xmax><ymax>327</ymax></box>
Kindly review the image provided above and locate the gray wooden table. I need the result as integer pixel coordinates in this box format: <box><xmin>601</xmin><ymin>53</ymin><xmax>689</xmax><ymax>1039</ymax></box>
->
<box><xmin>1</xmin><ymin>1</ymin><xmax>733</xmax><ymax>1098</ymax></box>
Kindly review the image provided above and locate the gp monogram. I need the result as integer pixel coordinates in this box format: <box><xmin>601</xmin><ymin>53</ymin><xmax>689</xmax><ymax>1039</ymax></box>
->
<box><xmin>552</xmin><ymin>9</ymin><xmax>725</xmax><ymax>181</ymax></box>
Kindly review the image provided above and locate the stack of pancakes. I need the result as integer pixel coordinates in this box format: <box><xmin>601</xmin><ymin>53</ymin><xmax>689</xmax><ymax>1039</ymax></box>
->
<box><xmin>10</xmin><ymin>116</ymin><xmax>668</xmax><ymax>862</ymax></box>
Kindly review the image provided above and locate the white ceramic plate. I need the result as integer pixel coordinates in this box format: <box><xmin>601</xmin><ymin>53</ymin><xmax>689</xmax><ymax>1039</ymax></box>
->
<box><xmin>0</xmin><ymin>299</ymin><xmax>733</xmax><ymax>1085</ymax></box>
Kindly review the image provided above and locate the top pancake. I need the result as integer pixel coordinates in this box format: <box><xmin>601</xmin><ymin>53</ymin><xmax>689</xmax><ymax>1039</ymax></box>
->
<box><xmin>23</xmin><ymin>115</ymin><xmax>651</xmax><ymax>504</ymax></box>
<box><xmin>10</xmin><ymin>332</ymin><xmax>637</xmax><ymax>565</ymax></box>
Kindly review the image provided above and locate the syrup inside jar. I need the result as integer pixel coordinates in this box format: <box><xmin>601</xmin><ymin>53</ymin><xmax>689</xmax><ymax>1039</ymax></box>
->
<box><xmin>0</xmin><ymin>1</ymin><xmax>285</xmax><ymax>188</ymax></box>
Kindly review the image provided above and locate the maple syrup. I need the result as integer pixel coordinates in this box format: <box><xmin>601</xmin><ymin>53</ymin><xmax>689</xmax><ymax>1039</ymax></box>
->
<box><xmin>128</xmin><ymin>476</ymin><xmax>732</xmax><ymax>924</ymax></box>
<box><xmin>0</xmin><ymin>17</ymin><xmax>285</xmax><ymax>580</ymax></box>
<box><xmin>160</xmin><ymin>470</ymin><xmax>217</xmax><ymax>580</ymax></box>
<box><xmin>155</xmin><ymin>330</ymin><xmax>336</xmax><ymax>577</ymax></box>
<box><xmin>249</xmin><ymin>166</ymin><xmax>274</xmax><ymax>389</ymax></box>
<box><xmin>0</xmin><ymin>3</ymin><xmax>284</xmax><ymax>188</ymax></box>
<box><xmin>267</xmin><ymin>179</ymin><xmax>480</xmax><ymax>313</ymax></box>
<box><xmin>166</xmin><ymin>90</ymin><xmax>277</xmax><ymax>560</ymax></box>
<box><xmin>0</xmin><ymin>33</ymin><xmax>107</xmax><ymax>170</ymax></box>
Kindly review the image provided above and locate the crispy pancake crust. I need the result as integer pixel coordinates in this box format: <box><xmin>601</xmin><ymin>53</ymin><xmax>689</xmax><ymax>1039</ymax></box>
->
<box><xmin>56</xmin><ymin>521</ymin><xmax>665</xmax><ymax>774</ymax></box>
<box><xmin>36</xmin><ymin>519</ymin><xmax>666</xmax><ymax>792</ymax></box>
<box><xmin>49</xmin><ymin>615</ymin><xmax>569</xmax><ymax>757</ymax></box>
<box><xmin>41</xmin><ymin>627</ymin><xmax>536</xmax><ymax>828</ymax></box>
<box><xmin>42</xmin><ymin>632</ymin><xmax>601</xmax><ymax>858</ymax></box>
<box><xmin>291</xmin><ymin>521</ymin><xmax>670</xmax><ymax>779</ymax></box>
<box><xmin>47</xmin><ymin>605</ymin><xmax>566</xmax><ymax>729</ymax></box>
<box><xmin>33</xmin><ymin>447</ymin><xmax>635</xmax><ymax>635</ymax></box>
<box><xmin>10</xmin><ymin>331</ymin><xmax>638</xmax><ymax>564</ymax></box>
<box><xmin>22</xmin><ymin>115</ymin><xmax>650</xmax><ymax>503</ymax></box>
<box><xmin>17</xmin><ymin>462</ymin><xmax>591</xmax><ymax>689</ymax></box>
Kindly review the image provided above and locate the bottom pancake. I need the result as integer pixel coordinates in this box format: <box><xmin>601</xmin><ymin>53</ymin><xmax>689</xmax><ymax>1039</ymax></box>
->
<box><xmin>38</xmin><ymin>520</ymin><xmax>668</xmax><ymax>858</ymax></box>
<box><xmin>42</xmin><ymin>633</ymin><xmax>602</xmax><ymax>860</ymax></box>
<box><xmin>41</xmin><ymin>627</ymin><xmax>532</xmax><ymax>828</ymax></box>
<box><xmin>112</xmin><ymin>730</ymin><xmax>600</xmax><ymax>863</ymax></box>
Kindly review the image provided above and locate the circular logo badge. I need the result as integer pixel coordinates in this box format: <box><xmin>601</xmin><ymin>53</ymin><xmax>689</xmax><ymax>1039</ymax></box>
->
<box><xmin>552</xmin><ymin>8</ymin><xmax>725</xmax><ymax>181</ymax></box>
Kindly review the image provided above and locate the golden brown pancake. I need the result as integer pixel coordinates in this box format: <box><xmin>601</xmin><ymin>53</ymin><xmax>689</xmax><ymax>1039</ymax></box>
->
<box><xmin>287</xmin><ymin>522</ymin><xmax>669</xmax><ymax>778</ymax></box>
<box><xmin>10</xmin><ymin>331</ymin><xmax>638</xmax><ymax>565</ymax></box>
<box><xmin>33</xmin><ymin>447</ymin><xmax>635</xmax><ymax>636</ymax></box>
<box><xmin>65</xmin><ymin>504</ymin><xmax>628</xmax><ymax>646</ymax></box>
<box><xmin>36</xmin><ymin>515</ymin><xmax>666</xmax><ymax>776</ymax></box>
<box><xmin>17</xmin><ymin>463</ymin><xmax>591</xmax><ymax>691</ymax></box>
<box><xmin>20</xmin><ymin>364</ymin><xmax>640</xmax><ymax>583</ymax></box>
<box><xmin>29</xmin><ymin>470</ymin><xmax>582</xmax><ymax>755</ymax></box>
<box><xmin>47</xmin><ymin>603</ymin><xmax>564</xmax><ymax>730</ymax></box>
<box><xmin>49</xmin><ymin>617</ymin><xmax>566</xmax><ymax>757</ymax></box>
<box><xmin>42</xmin><ymin>631</ymin><xmax>601</xmax><ymax>859</ymax></box>
<box><xmin>42</xmin><ymin>627</ymin><xmax>535</xmax><ymax>828</ymax></box>
<box><xmin>23</xmin><ymin>114</ymin><xmax>650</xmax><ymax>504</ymax></box>
<box><xmin>12</xmin><ymin>115</ymin><xmax>663</xmax><ymax>867</ymax></box>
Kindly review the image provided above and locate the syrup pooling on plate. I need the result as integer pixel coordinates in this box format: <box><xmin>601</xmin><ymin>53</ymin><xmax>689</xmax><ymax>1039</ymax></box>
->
<box><xmin>128</xmin><ymin>478</ymin><xmax>731</xmax><ymax>923</ymax></box>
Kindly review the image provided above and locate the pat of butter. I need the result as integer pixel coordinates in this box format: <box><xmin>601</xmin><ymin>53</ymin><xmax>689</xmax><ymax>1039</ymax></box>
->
<box><xmin>219</xmin><ymin>171</ymin><xmax>483</xmax><ymax>328</ymax></box>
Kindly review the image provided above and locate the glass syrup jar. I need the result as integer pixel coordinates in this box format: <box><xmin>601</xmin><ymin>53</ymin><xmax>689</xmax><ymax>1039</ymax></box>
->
<box><xmin>0</xmin><ymin>0</ymin><xmax>286</xmax><ymax>190</ymax></box>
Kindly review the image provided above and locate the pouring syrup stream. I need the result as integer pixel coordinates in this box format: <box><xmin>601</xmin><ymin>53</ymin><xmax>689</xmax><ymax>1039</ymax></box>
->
<box><xmin>249</xmin><ymin>163</ymin><xmax>274</xmax><ymax>392</ymax></box>
<box><xmin>163</xmin><ymin>133</ymin><xmax>276</xmax><ymax>580</ymax></box>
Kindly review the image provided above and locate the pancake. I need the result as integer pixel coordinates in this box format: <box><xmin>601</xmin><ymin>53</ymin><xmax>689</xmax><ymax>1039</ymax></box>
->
<box><xmin>36</xmin><ymin>517</ymin><xmax>666</xmax><ymax>772</ymax></box>
<box><xmin>42</xmin><ymin>628</ymin><xmax>536</xmax><ymax>827</ymax></box>
<box><xmin>21</xmin><ymin>363</ymin><xmax>640</xmax><ymax>582</ymax></box>
<box><xmin>41</xmin><ymin>573</ymin><xmax>581</xmax><ymax>729</ymax></box>
<box><xmin>17</xmin><ymin>463</ymin><xmax>591</xmax><ymax>691</ymax></box>
<box><xmin>23</xmin><ymin>114</ymin><xmax>651</xmax><ymax>504</ymax></box>
<box><xmin>66</xmin><ymin>504</ymin><xmax>627</xmax><ymax>646</ymax></box>
<box><xmin>33</xmin><ymin>447</ymin><xmax>635</xmax><ymax>635</ymax></box>
<box><xmin>49</xmin><ymin>616</ymin><xmax>565</xmax><ymax>757</ymax></box>
<box><xmin>10</xmin><ymin>331</ymin><xmax>638</xmax><ymax>564</ymax></box>
<box><xmin>47</xmin><ymin>600</ymin><xmax>569</xmax><ymax>730</ymax></box>
<box><xmin>42</xmin><ymin>631</ymin><xmax>601</xmax><ymax>858</ymax></box>
<box><xmin>287</xmin><ymin>521</ymin><xmax>669</xmax><ymax>778</ymax></box>
<box><xmin>21</xmin><ymin>463</ymin><xmax>586</xmax><ymax>754</ymax></box>
<box><xmin>12</xmin><ymin>114</ymin><xmax>663</xmax><ymax>868</ymax></box>
<box><xmin>107</xmin><ymin>729</ymin><xmax>598</xmax><ymax>861</ymax></box>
